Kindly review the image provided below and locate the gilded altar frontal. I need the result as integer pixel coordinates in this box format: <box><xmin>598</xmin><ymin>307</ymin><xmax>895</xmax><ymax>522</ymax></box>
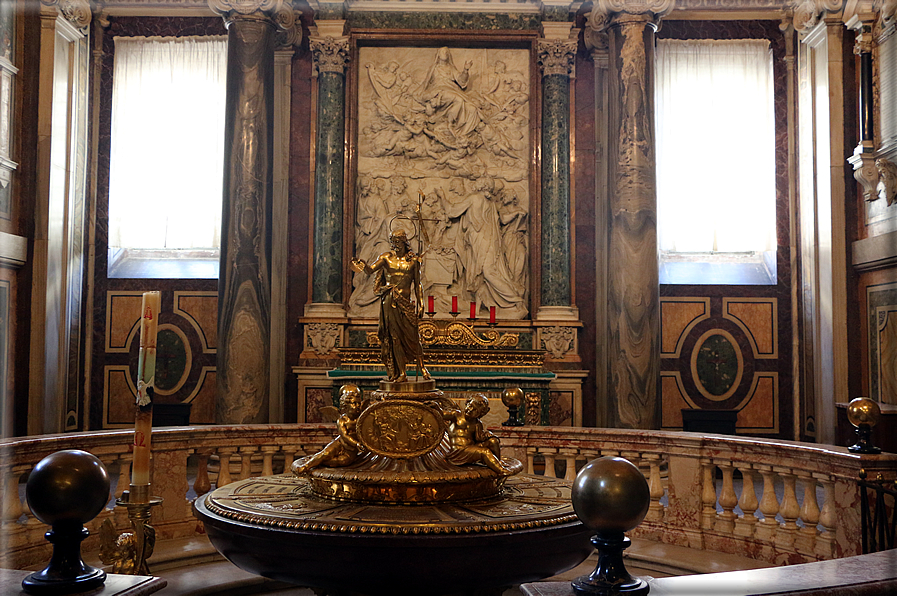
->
<box><xmin>351</xmin><ymin>46</ymin><xmax>531</xmax><ymax>320</ymax></box>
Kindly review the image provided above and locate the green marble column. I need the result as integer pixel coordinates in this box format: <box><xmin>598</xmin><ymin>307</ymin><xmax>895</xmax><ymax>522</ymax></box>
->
<box><xmin>210</xmin><ymin>0</ymin><xmax>293</xmax><ymax>423</ymax></box>
<box><xmin>309</xmin><ymin>36</ymin><xmax>349</xmax><ymax>310</ymax></box>
<box><xmin>537</xmin><ymin>39</ymin><xmax>579</xmax><ymax>318</ymax></box>
<box><xmin>588</xmin><ymin>2</ymin><xmax>672</xmax><ymax>429</ymax></box>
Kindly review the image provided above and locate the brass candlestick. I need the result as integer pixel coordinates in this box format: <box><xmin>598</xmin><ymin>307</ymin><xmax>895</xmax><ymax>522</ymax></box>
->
<box><xmin>100</xmin><ymin>484</ymin><xmax>162</xmax><ymax>575</ymax></box>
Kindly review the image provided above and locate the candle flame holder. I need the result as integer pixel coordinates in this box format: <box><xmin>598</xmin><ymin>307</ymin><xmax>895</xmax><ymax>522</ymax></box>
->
<box><xmin>100</xmin><ymin>484</ymin><xmax>163</xmax><ymax>575</ymax></box>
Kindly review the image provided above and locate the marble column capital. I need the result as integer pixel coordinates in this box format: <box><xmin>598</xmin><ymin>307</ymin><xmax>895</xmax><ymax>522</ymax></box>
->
<box><xmin>883</xmin><ymin>0</ymin><xmax>897</xmax><ymax>29</ymax></box>
<box><xmin>310</xmin><ymin>35</ymin><xmax>350</xmax><ymax>75</ymax></box>
<box><xmin>791</xmin><ymin>0</ymin><xmax>845</xmax><ymax>34</ymax></box>
<box><xmin>537</xmin><ymin>38</ymin><xmax>578</xmax><ymax>78</ymax></box>
<box><xmin>586</xmin><ymin>0</ymin><xmax>674</xmax><ymax>33</ymax></box>
<box><xmin>209</xmin><ymin>0</ymin><xmax>296</xmax><ymax>33</ymax></box>
<box><xmin>39</xmin><ymin>0</ymin><xmax>91</xmax><ymax>29</ymax></box>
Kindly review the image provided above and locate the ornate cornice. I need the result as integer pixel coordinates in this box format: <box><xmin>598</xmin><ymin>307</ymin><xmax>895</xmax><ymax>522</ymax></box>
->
<box><xmin>537</xmin><ymin>38</ymin><xmax>578</xmax><ymax>77</ymax></box>
<box><xmin>309</xmin><ymin>35</ymin><xmax>349</xmax><ymax>74</ymax></box>
<box><xmin>40</xmin><ymin>0</ymin><xmax>92</xmax><ymax>29</ymax></box>
<box><xmin>791</xmin><ymin>0</ymin><xmax>844</xmax><ymax>34</ymax></box>
<box><xmin>586</xmin><ymin>0</ymin><xmax>675</xmax><ymax>32</ymax></box>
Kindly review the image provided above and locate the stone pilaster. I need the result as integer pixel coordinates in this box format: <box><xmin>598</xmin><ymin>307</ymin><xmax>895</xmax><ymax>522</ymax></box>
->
<box><xmin>587</xmin><ymin>0</ymin><xmax>672</xmax><ymax>429</ymax></box>
<box><xmin>209</xmin><ymin>0</ymin><xmax>293</xmax><ymax>423</ymax></box>
<box><xmin>536</xmin><ymin>37</ymin><xmax>579</xmax><ymax>322</ymax></box>
<box><xmin>306</xmin><ymin>32</ymin><xmax>350</xmax><ymax>317</ymax></box>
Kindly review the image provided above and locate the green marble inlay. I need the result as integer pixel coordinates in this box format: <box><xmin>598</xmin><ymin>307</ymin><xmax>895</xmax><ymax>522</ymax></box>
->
<box><xmin>316</xmin><ymin>3</ymin><xmax>347</xmax><ymax>20</ymax></box>
<box><xmin>155</xmin><ymin>328</ymin><xmax>188</xmax><ymax>392</ymax></box>
<box><xmin>312</xmin><ymin>71</ymin><xmax>347</xmax><ymax>304</ymax></box>
<box><xmin>695</xmin><ymin>334</ymin><xmax>739</xmax><ymax>397</ymax></box>
<box><xmin>348</xmin><ymin>12</ymin><xmax>541</xmax><ymax>31</ymax></box>
<box><xmin>540</xmin><ymin>73</ymin><xmax>571</xmax><ymax>307</ymax></box>
<box><xmin>541</xmin><ymin>6</ymin><xmax>572</xmax><ymax>22</ymax></box>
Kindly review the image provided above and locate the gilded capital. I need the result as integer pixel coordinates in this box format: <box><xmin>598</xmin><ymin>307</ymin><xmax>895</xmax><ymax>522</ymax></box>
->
<box><xmin>538</xmin><ymin>39</ymin><xmax>578</xmax><ymax>77</ymax></box>
<box><xmin>586</xmin><ymin>0</ymin><xmax>675</xmax><ymax>32</ymax></box>
<box><xmin>40</xmin><ymin>0</ymin><xmax>91</xmax><ymax>29</ymax></box>
<box><xmin>791</xmin><ymin>0</ymin><xmax>845</xmax><ymax>34</ymax></box>
<box><xmin>310</xmin><ymin>36</ymin><xmax>349</xmax><ymax>75</ymax></box>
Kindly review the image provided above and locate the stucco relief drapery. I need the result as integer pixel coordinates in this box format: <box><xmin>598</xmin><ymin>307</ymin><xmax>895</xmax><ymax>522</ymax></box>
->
<box><xmin>588</xmin><ymin>1</ymin><xmax>670</xmax><ymax>429</ymax></box>
<box><xmin>209</xmin><ymin>0</ymin><xmax>291</xmax><ymax>423</ymax></box>
<box><xmin>350</xmin><ymin>46</ymin><xmax>531</xmax><ymax>320</ymax></box>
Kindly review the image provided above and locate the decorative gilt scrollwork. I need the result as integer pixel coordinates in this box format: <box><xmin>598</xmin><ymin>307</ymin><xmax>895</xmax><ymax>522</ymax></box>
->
<box><xmin>310</xmin><ymin>36</ymin><xmax>350</xmax><ymax>75</ymax></box>
<box><xmin>366</xmin><ymin>321</ymin><xmax>518</xmax><ymax>349</ymax></box>
<box><xmin>525</xmin><ymin>392</ymin><xmax>542</xmax><ymax>425</ymax></box>
<box><xmin>587</xmin><ymin>0</ymin><xmax>676</xmax><ymax>32</ymax></box>
<box><xmin>537</xmin><ymin>39</ymin><xmax>579</xmax><ymax>78</ymax></box>
<box><xmin>40</xmin><ymin>0</ymin><xmax>91</xmax><ymax>29</ymax></box>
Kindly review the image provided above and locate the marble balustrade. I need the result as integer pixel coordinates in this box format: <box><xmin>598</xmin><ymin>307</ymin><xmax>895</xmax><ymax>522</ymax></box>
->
<box><xmin>1</xmin><ymin>425</ymin><xmax>895</xmax><ymax>571</ymax></box>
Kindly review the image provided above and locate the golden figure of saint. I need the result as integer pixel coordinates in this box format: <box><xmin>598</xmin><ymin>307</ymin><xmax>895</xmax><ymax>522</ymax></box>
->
<box><xmin>352</xmin><ymin>229</ymin><xmax>431</xmax><ymax>383</ymax></box>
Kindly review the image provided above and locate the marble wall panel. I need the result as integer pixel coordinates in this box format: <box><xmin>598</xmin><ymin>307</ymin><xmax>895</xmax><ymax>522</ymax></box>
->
<box><xmin>100</xmin><ymin>290</ymin><xmax>218</xmax><ymax>428</ymax></box>
<box><xmin>866</xmin><ymin>281</ymin><xmax>897</xmax><ymax>404</ymax></box>
<box><xmin>660</xmin><ymin>295</ymin><xmax>783</xmax><ymax>435</ymax></box>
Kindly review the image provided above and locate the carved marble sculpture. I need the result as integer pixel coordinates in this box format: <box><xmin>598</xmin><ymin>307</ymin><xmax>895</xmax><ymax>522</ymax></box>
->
<box><xmin>351</xmin><ymin>47</ymin><xmax>531</xmax><ymax>319</ymax></box>
<box><xmin>877</xmin><ymin>158</ymin><xmax>897</xmax><ymax>206</ymax></box>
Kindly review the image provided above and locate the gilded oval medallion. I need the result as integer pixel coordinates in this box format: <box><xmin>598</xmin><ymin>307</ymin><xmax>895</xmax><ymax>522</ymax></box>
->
<box><xmin>357</xmin><ymin>400</ymin><xmax>445</xmax><ymax>459</ymax></box>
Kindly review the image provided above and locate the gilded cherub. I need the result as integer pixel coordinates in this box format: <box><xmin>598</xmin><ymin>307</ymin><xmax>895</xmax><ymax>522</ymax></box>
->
<box><xmin>99</xmin><ymin>518</ymin><xmax>155</xmax><ymax>575</ymax></box>
<box><xmin>444</xmin><ymin>394</ymin><xmax>516</xmax><ymax>476</ymax></box>
<box><xmin>292</xmin><ymin>385</ymin><xmax>365</xmax><ymax>475</ymax></box>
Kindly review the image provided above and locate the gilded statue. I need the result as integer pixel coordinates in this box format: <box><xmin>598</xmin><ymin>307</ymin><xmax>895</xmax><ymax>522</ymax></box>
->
<box><xmin>352</xmin><ymin>229</ymin><xmax>431</xmax><ymax>383</ymax></box>
<box><xmin>444</xmin><ymin>394</ymin><xmax>516</xmax><ymax>476</ymax></box>
<box><xmin>292</xmin><ymin>385</ymin><xmax>365</xmax><ymax>475</ymax></box>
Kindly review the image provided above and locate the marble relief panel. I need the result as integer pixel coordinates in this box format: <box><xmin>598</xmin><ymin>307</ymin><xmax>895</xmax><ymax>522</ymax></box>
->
<box><xmin>352</xmin><ymin>46</ymin><xmax>531</xmax><ymax>320</ymax></box>
<box><xmin>868</xmin><ymin>282</ymin><xmax>897</xmax><ymax>405</ymax></box>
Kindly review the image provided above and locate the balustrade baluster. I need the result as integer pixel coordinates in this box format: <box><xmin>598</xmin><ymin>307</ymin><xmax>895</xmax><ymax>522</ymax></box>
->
<box><xmin>734</xmin><ymin>464</ymin><xmax>759</xmax><ymax>538</ymax></box>
<box><xmin>238</xmin><ymin>447</ymin><xmax>258</xmax><ymax>480</ymax></box>
<box><xmin>755</xmin><ymin>466</ymin><xmax>780</xmax><ymax>543</ymax></box>
<box><xmin>715</xmin><ymin>462</ymin><xmax>738</xmax><ymax>534</ymax></box>
<box><xmin>560</xmin><ymin>449</ymin><xmax>577</xmax><ymax>481</ymax></box>
<box><xmin>282</xmin><ymin>445</ymin><xmax>300</xmax><ymax>471</ymax></box>
<box><xmin>2</xmin><ymin>466</ymin><xmax>23</xmax><ymax>524</ymax></box>
<box><xmin>795</xmin><ymin>473</ymin><xmax>819</xmax><ymax>556</ymax></box>
<box><xmin>115</xmin><ymin>457</ymin><xmax>131</xmax><ymax>498</ymax></box>
<box><xmin>194</xmin><ymin>449</ymin><xmax>212</xmax><ymax>497</ymax></box>
<box><xmin>217</xmin><ymin>448</ymin><xmax>235</xmax><ymax>487</ymax></box>
<box><xmin>701</xmin><ymin>461</ymin><xmax>717</xmax><ymax>531</ymax></box>
<box><xmin>261</xmin><ymin>446</ymin><xmax>278</xmax><ymax>477</ymax></box>
<box><xmin>526</xmin><ymin>450</ymin><xmax>536</xmax><ymax>475</ymax></box>
<box><xmin>776</xmin><ymin>468</ymin><xmax>800</xmax><ymax>550</ymax></box>
<box><xmin>543</xmin><ymin>449</ymin><xmax>557</xmax><ymax>478</ymax></box>
<box><xmin>644</xmin><ymin>454</ymin><xmax>664</xmax><ymax>523</ymax></box>
<box><xmin>814</xmin><ymin>475</ymin><xmax>836</xmax><ymax>559</ymax></box>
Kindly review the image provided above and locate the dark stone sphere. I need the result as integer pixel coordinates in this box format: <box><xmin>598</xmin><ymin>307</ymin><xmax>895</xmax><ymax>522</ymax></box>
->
<box><xmin>25</xmin><ymin>450</ymin><xmax>111</xmax><ymax>527</ymax></box>
<box><xmin>571</xmin><ymin>456</ymin><xmax>650</xmax><ymax>535</ymax></box>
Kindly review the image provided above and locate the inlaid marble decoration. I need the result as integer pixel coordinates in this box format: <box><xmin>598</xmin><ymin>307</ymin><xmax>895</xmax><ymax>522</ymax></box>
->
<box><xmin>660</xmin><ymin>296</ymin><xmax>779</xmax><ymax>434</ymax></box>
<box><xmin>868</xmin><ymin>282</ymin><xmax>897</xmax><ymax>405</ymax></box>
<box><xmin>352</xmin><ymin>46</ymin><xmax>531</xmax><ymax>320</ymax></box>
<box><xmin>102</xmin><ymin>290</ymin><xmax>218</xmax><ymax>427</ymax></box>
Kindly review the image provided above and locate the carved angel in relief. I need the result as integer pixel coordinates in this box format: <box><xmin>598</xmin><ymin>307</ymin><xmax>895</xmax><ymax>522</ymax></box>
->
<box><xmin>877</xmin><ymin>159</ymin><xmax>897</xmax><ymax>207</ymax></box>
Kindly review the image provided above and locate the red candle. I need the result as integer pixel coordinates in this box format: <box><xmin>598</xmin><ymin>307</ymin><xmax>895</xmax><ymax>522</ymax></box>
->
<box><xmin>470</xmin><ymin>301</ymin><xmax>477</xmax><ymax>319</ymax></box>
<box><xmin>489</xmin><ymin>306</ymin><xmax>496</xmax><ymax>324</ymax></box>
<box><xmin>428</xmin><ymin>295</ymin><xmax>434</xmax><ymax>313</ymax></box>
<box><xmin>451</xmin><ymin>296</ymin><xmax>458</xmax><ymax>313</ymax></box>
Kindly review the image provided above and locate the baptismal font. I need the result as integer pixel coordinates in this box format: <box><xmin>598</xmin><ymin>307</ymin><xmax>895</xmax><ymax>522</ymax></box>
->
<box><xmin>194</xmin><ymin>228</ymin><xmax>592</xmax><ymax>595</ymax></box>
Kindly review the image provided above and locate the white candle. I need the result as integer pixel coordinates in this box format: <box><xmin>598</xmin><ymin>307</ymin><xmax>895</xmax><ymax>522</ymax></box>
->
<box><xmin>132</xmin><ymin>291</ymin><xmax>160</xmax><ymax>491</ymax></box>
